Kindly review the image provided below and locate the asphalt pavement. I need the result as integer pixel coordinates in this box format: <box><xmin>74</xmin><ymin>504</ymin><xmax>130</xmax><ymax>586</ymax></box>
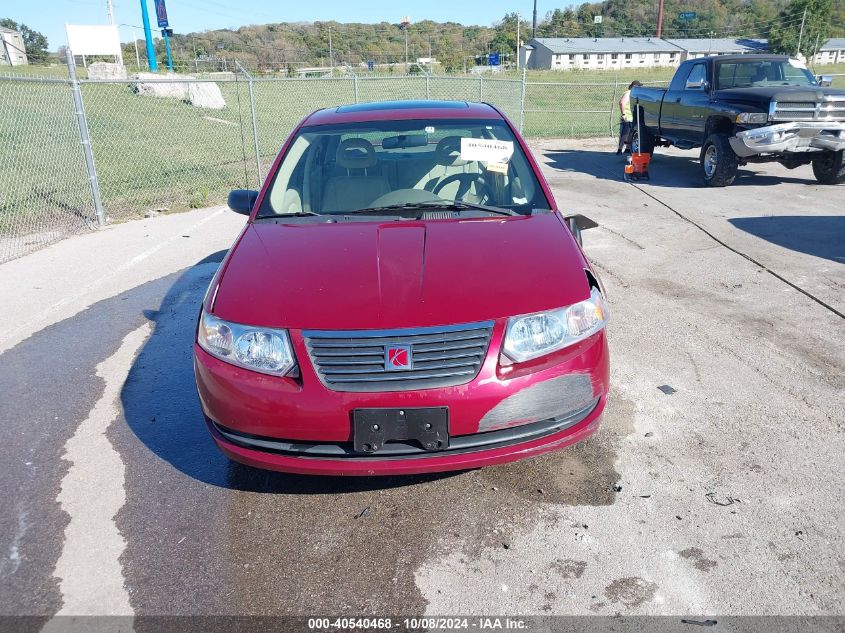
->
<box><xmin>0</xmin><ymin>139</ymin><xmax>842</xmax><ymax>627</ymax></box>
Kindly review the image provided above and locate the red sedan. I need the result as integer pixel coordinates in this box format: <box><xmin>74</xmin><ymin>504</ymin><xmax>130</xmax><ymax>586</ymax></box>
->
<box><xmin>194</xmin><ymin>100</ymin><xmax>610</xmax><ymax>476</ymax></box>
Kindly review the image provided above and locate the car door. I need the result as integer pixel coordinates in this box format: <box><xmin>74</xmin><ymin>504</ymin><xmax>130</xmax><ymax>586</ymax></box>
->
<box><xmin>661</xmin><ymin>62</ymin><xmax>709</xmax><ymax>146</ymax></box>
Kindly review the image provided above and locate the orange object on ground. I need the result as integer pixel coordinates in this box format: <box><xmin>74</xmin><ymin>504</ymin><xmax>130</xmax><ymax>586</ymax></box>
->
<box><xmin>624</xmin><ymin>152</ymin><xmax>651</xmax><ymax>181</ymax></box>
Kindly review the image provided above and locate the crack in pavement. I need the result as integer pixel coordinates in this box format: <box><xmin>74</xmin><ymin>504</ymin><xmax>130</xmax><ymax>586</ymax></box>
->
<box><xmin>50</xmin><ymin>323</ymin><xmax>151</xmax><ymax>616</ymax></box>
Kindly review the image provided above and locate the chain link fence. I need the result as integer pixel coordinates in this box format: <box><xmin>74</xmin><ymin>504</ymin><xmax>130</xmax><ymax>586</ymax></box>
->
<box><xmin>1</xmin><ymin>63</ymin><xmax>844</xmax><ymax>263</ymax></box>
<box><xmin>0</xmin><ymin>75</ymin><xmax>98</xmax><ymax>262</ymax></box>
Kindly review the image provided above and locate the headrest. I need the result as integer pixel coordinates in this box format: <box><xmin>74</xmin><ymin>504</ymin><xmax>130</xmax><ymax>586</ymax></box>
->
<box><xmin>337</xmin><ymin>138</ymin><xmax>377</xmax><ymax>169</ymax></box>
<box><xmin>434</xmin><ymin>136</ymin><xmax>470</xmax><ymax>167</ymax></box>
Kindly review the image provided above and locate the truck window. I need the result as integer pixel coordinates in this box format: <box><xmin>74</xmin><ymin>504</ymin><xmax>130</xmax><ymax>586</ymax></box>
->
<box><xmin>684</xmin><ymin>64</ymin><xmax>708</xmax><ymax>90</ymax></box>
<box><xmin>716</xmin><ymin>60</ymin><xmax>817</xmax><ymax>89</ymax></box>
<box><xmin>669</xmin><ymin>63</ymin><xmax>694</xmax><ymax>91</ymax></box>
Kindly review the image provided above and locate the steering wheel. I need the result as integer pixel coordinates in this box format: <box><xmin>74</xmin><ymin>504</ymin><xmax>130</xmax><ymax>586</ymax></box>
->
<box><xmin>432</xmin><ymin>173</ymin><xmax>493</xmax><ymax>202</ymax></box>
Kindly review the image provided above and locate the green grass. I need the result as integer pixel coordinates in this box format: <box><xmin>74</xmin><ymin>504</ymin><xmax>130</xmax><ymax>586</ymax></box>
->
<box><xmin>2</xmin><ymin>63</ymin><xmax>844</xmax><ymax>261</ymax></box>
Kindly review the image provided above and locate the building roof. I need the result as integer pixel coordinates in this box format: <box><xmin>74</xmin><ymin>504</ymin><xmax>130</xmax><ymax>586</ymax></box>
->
<box><xmin>820</xmin><ymin>38</ymin><xmax>845</xmax><ymax>51</ymax></box>
<box><xmin>0</xmin><ymin>26</ymin><xmax>21</xmax><ymax>34</ymax></box>
<box><xmin>665</xmin><ymin>38</ymin><xmax>768</xmax><ymax>54</ymax></box>
<box><xmin>530</xmin><ymin>37</ymin><xmax>682</xmax><ymax>54</ymax></box>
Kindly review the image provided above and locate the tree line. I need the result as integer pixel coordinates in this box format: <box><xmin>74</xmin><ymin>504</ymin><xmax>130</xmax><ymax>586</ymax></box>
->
<box><xmin>4</xmin><ymin>0</ymin><xmax>844</xmax><ymax>70</ymax></box>
<box><xmin>155</xmin><ymin>0</ymin><xmax>844</xmax><ymax>72</ymax></box>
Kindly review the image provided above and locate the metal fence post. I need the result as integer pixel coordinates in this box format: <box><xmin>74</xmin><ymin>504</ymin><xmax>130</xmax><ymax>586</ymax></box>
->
<box><xmin>519</xmin><ymin>68</ymin><xmax>527</xmax><ymax>134</ymax></box>
<box><xmin>479</xmin><ymin>75</ymin><xmax>484</xmax><ymax>101</ymax></box>
<box><xmin>354</xmin><ymin>74</ymin><xmax>359</xmax><ymax>103</ymax></box>
<box><xmin>236</xmin><ymin>61</ymin><xmax>262</xmax><ymax>184</ymax></box>
<box><xmin>66</xmin><ymin>49</ymin><xmax>106</xmax><ymax>227</ymax></box>
<box><xmin>608</xmin><ymin>73</ymin><xmax>619</xmax><ymax>137</ymax></box>
<box><xmin>425</xmin><ymin>74</ymin><xmax>430</xmax><ymax>100</ymax></box>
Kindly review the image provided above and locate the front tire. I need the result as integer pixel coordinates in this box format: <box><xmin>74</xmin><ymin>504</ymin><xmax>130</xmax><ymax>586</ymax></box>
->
<box><xmin>811</xmin><ymin>150</ymin><xmax>845</xmax><ymax>184</ymax></box>
<box><xmin>701</xmin><ymin>133</ymin><xmax>739</xmax><ymax>187</ymax></box>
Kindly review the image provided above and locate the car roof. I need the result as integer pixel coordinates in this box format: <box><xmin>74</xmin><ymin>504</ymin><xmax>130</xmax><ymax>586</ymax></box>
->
<box><xmin>303</xmin><ymin>100</ymin><xmax>503</xmax><ymax>126</ymax></box>
<box><xmin>688</xmin><ymin>54</ymin><xmax>792</xmax><ymax>63</ymax></box>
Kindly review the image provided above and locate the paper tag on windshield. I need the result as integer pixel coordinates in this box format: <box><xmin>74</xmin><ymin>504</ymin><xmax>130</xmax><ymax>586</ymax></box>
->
<box><xmin>460</xmin><ymin>138</ymin><xmax>514</xmax><ymax>164</ymax></box>
<box><xmin>788</xmin><ymin>58</ymin><xmax>807</xmax><ymax>70</ymax></box>
<box><xmin>486</xmin><ymin>161</ymin><xmax>509</xmax><ymax>174</ymax></box>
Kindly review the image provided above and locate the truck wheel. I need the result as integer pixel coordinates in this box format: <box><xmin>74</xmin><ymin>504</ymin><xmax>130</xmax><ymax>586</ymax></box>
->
<box><xmin>701</xmin><ymin>133</ymin><xmax>739</xmax><ymax>187</ymax></box>
<box><xmin>811</xmin><ymin>150</ymin><xmax>845</xmax><ymax>185</ymax></box>
<box><xmin>631</xmin><ymin>127</ymin><xmax>655</xmax><ymax>156</ymax></box>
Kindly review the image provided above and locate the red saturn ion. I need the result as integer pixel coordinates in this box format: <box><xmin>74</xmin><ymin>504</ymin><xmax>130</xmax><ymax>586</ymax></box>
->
<box><xmin>194</xmin><ymin>101</ymin><xmax>610</xmax><ymax>476</ymax></box>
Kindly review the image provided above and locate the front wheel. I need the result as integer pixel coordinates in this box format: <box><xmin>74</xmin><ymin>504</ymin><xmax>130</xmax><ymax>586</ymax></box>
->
<box><xmin>701</xmin><ymin>133</ymin><xmax>739</xmax><ymax>187</ymax></box>
<box><xmin>811</xmin><ymin>150</ymin><xmax>845</xmax><ymax>184</ymax></box>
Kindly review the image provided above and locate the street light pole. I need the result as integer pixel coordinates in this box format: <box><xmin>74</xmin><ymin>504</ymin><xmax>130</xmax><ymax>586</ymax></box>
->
<box><xmin>139</xmin><ymin>0</ymin><xmax>158</xmax><ymax>71</ymax></box>
<box><xmin>133</xmin><ymin>28</ymin><xmax>140</xmax><ymax>68</ymax></box>
<box><xmin>162</xmin><ymin>28</ymin><xmax>173</xmax><ymax>71</ymax></box>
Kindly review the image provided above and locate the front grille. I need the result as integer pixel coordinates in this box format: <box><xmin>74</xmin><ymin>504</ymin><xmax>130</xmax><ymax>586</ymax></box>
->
<box><xmin>303</xmin><ymin>321</ymin><xmax>494</xmax><ymax>392</ymax></box>
<box><xmin>771</xmin><ymin>97</ymin><xmax>845</xmax><ymax>122</ymax></box>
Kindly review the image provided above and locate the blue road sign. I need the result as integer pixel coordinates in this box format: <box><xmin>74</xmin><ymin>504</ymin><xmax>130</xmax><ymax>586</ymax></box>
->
<box><xmin>678</xmin><ymin>11</ymin><xmax>697</xmax><ymax>20</ymax></box>
<box><xmin>154</xmin><ymin>0</ymin><xmax>169</xmax><ymax>28</ymax></box>
<box><xmin>489</xmin><ymin>52</ymin><xmax>500</xmax><ymax>66</ymax></box>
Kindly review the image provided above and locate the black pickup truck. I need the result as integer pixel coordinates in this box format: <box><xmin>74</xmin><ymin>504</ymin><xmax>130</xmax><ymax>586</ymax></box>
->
<box><xmin>631</xmin><ymin>55</ymin><xmax>845</xmax><ymax>186</ymax></box>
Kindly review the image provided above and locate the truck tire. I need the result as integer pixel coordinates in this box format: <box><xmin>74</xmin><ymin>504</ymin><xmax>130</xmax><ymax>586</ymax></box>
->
<box><xmin>701</xmin><ymin>133</ymin><xmax>739</xmax><ymax>187</ymax></box>
<box><xmin>811</xmin><ymin>150</ymin><xmax>845</xmax><ymax>185</ymax></box>
<box><xmin>631</xmin><ymin>126</ymin><xmax>655</xmax><ymax>156</ymax></box>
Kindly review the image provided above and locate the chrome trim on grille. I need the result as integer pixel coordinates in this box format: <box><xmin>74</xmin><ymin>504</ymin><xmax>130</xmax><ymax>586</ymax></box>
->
<box><xmin>770</xmin><ymin>96</ymin><xmax>845</xmax><ymax>122</ymax></box>
<box><xmin>303</xmin><ymin>321</ymin><xmax>495</xmax><ymax>392</ymax></box>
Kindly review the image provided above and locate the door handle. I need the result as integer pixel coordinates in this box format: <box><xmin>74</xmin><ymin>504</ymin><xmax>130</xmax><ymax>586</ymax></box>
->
<box><xmin>674</xmin><ymin>98</ymin><xmax>682</xmax><ymax>103</ymax></box>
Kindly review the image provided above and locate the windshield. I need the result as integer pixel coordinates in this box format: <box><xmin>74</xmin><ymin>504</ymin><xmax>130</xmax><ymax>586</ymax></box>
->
<box><xmin>716</xmin><ymin>59</ymin><xmax>818</xmax><ymax>90</ymax></box>
<box><xmin>257</xmin><ymin>118</ymin><xmax>550</xmax><ymax>217</ymax></box>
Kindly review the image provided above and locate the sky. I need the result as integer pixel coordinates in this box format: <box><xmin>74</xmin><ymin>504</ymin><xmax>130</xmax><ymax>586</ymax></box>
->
<box><xmin>6</xmin><ymin>0</ymin><xmax>545</xmax><ymax>51</ymax></box>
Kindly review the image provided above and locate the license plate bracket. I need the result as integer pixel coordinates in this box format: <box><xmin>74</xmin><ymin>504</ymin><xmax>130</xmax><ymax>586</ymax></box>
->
<box><xmin>352</xmin><ymin>407</ymin><xmax>449</xmax><ymax>453</ymax></box>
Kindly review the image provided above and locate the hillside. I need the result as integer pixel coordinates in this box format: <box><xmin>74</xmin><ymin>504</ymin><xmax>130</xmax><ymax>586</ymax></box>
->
<box><xmin>136</xmin><ymin>0</ymin><xmax>845</xmax><ymax>73</ymax></box>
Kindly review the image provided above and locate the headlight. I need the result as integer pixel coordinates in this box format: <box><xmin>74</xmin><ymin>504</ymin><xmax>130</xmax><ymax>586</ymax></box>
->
<box><xmin>197</xmin><ymin>310</ymin><xmax>296</xmax><ymax>376</ymax></box>
<box><xmin>736</xmin><ymin>112</ymin><xmax>768</xmax><ymax>124</ymax></box>
<box><xmin>503</xmin><ymin>287</ymin><xmax>608</xmax><ymax>363</ymax></box>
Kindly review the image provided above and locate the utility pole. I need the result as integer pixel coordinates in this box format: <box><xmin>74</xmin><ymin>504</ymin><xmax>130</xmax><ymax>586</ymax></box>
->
<box><xmin>796</xmin><ymin>7</ymin><xmax>807</xmax><ymax>57</ymax></box>
<box><xmin>106</xmin><ymin>0</ymin><xmax>124</xmax><ymax>66</ymax></box>
<box><xmin>532</xmin><ymin>0</ymin><xmax>537</xmax><ymax>39</ymax></box>
<box><xmin>656</xmin><ymin>0</ymin><xmax>665</xmax><ymax>38</ymax></box>
<box><xmin>328</xmin><ymin>26</ymin><xmax>333</xmax><ymax>72</ymax></box>
<box><xmin>400</xmin><ymin>16</ymin><xmax>410</xmax><ymax>73</ymax></box>
<box><xmin>516</xmin><ymin>12</ymin><xmax>520</xmax><ymax>69</ymax></box>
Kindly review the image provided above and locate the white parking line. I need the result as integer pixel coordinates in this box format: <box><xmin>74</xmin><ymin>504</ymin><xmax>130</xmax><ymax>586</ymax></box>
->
<box><xmin>49</xmin><ymin>322</ymin><xmax>151</xmax><ymax>616</ymax></box>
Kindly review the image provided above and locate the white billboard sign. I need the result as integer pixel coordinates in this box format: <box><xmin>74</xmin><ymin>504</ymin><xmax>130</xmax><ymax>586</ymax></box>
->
<box><xmin>65</xmin><ymin>24</ymin><xmax>121</xmax><ymax>56</ymax></box>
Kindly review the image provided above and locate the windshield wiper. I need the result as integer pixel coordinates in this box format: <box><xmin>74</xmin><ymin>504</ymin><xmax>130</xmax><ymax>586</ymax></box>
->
<box><xmin>254</xmin><ymin>211</ymin><xmax>322</xmax><ymax>220</ymax></box>
<box><xmin>350</xmin><ymin>201</ymin><xmax>519</xmax><ymax>217</ymax></box>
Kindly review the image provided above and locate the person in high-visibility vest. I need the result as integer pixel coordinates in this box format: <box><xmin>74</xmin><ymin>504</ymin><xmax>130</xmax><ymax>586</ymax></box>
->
<box><xmin>617</xmin><ymin>80</ymin><xmax>642</xmax><ymax>155</ymax></box>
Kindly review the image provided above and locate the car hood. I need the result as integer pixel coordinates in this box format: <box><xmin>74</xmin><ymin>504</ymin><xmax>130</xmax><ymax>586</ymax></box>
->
<box><xmin>212</xmin><ymin>214</ymin><xmax>592</xmax><ymax>330</ymax></box>
<box><xmin>716</xmin><ymin>86</ymin><xmax>845</xmax><ymax>105</ymax></box>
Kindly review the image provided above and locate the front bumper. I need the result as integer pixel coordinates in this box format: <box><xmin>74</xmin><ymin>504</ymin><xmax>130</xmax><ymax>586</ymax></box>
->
<box><xmin>730</xmin><ymin>121</ymin><xmax>845</xmax><ymax>158</ymax></box>
<box><xmin>194</xmin><ymin>323</ymin><xmax>610</xmax><ymax>475</ymax></box>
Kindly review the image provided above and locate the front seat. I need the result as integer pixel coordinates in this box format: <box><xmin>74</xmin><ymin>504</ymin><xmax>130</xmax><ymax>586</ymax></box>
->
<box><xmin>321</xmin><ymin>138</ymin><xmax>391</xmax><ymax>212</ymax></box>
<box><xmin>422</xmin><ymin>136</ymin><xmax>486</xmax><ymax>203</ymax></box>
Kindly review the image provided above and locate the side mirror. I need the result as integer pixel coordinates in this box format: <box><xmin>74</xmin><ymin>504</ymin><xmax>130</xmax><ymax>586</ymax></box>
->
<box><xmin>685</xmin><ymin>79</ymin><xmax>709</xmax><ymax>91</ymax></box>
<box><xmin>227</xmin><ymin>189</ymin><xmax>258</xmax><ymax>215</ymax></box>
<box><xmin>818</xmin><ymin>75</ymin><xmax>833</xmax><ymax>87</ymax></box>
<box><xmin>563</xmin><ymin>214</ymin><xmax>599</xmax><ymax>246</ymax></box>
